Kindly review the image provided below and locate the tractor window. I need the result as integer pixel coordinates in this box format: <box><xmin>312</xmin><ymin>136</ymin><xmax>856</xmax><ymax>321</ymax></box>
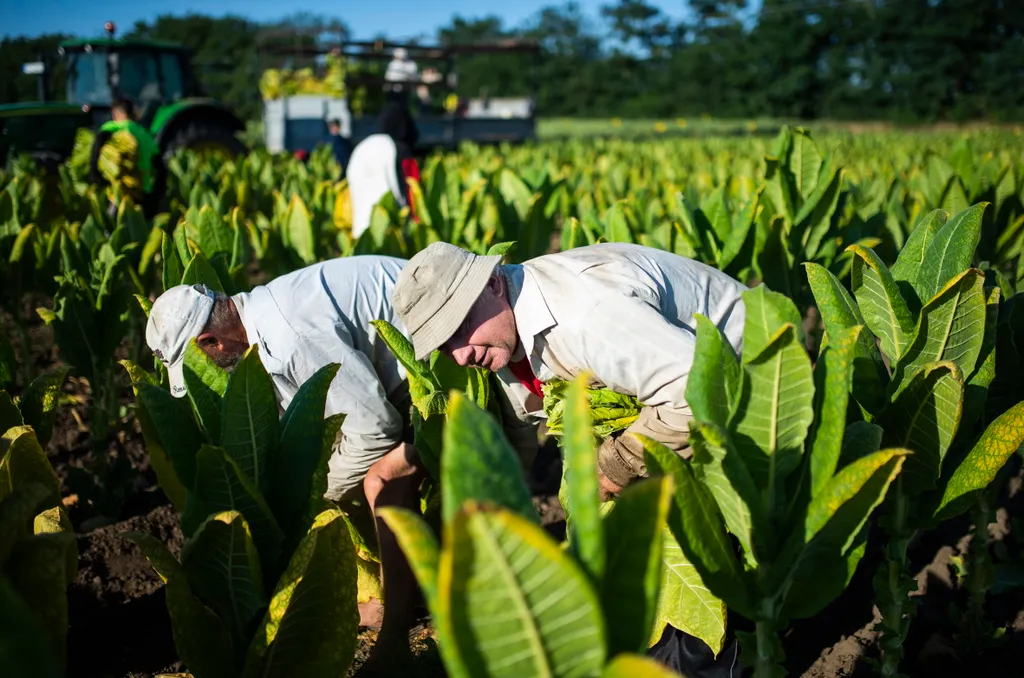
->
<box><xmin>160</xmin><ymin>53</ymin><xmax>184</xmax><ymax>100</ymax></box>
<box><xmin>67</xmin><ymin>53</ymin><xmax>112</xmax><ymax>105</ymax></box>
<box><xmin>118</xmin><ymin>52</ymin><xmax>161</xmax><ymax>104</ymax></box>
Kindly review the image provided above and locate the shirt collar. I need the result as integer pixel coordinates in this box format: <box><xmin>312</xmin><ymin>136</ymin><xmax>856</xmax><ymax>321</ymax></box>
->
<box><xmin>230</xmin><ymin>291</ymin><xmax>260</xmax><ymax>349</ymax></box>
<box><xmin>503</xmin><ymin>264</ymin><xmax>556</xmax><ymax>360</ymax></box>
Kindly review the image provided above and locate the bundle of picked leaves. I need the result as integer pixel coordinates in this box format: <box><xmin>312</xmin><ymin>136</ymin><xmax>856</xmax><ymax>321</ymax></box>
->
<box><xmin>68</xmin><ymin>127</ymin><xmax>142</xmax><ymax>200</ymax></box>
<box><xmin>543</xmin><ymin>380</ymin><xmax>641</xmax><ymax>440</ymax></box>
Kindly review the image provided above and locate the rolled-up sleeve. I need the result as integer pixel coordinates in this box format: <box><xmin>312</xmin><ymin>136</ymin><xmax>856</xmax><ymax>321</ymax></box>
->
<box><xmin>567</xmin><ymin>296</ymin><xmax>696</xmax><ymax>488</ymax></box>
<box><xmin>283</xmin><ymin>329</ymin><xmax>405</xmax><ymax>498</ymax></box>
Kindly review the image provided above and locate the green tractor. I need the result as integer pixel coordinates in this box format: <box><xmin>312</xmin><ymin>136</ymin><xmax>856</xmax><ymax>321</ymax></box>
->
<box><xmin>0</xmin><ymin>21</ymin><xmax>246</xmax><ymax>168</ymax></box>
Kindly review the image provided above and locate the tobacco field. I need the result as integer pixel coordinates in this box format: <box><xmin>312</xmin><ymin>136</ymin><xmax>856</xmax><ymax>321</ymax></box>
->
<box><xmin>2</xmin><ymin>125</ymin><xmax>1024</xmax><ymax>678</ymax></box>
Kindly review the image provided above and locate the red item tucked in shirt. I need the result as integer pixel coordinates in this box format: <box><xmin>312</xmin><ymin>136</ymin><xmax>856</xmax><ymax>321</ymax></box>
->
<box><xmin>400</xmin><ymin>158</ymin><xmax>421</xmax><ymax>223</ymax></box>
<box><xmin>508</xmin><ymin>357</ymin><xmax>544</xmax><ymax>399</ymax></box>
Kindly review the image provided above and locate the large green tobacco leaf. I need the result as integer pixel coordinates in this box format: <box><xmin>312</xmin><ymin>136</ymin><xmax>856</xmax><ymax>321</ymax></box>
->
<box><xmin>848</xmin><ymin>245</ymin><xmax>914</xmax><ymax>363</ymax></box>
<box><xmin>192</xmin><ymin>446</ymin><xmax>284</xmax><ymax>570</ymax></box>
<box><xmin>183</xmin><ymin>340</ymin><xmax>229</xmax><ymax>444</ymax></box>
<box><xmin>808</xmin><ymin>326</ymin><xmax>861</xmax><ymax>498</ymax></box>
<box><xmin>881</xmin><ymin>362</ymin><xmax>964</xmax><ymax>495</ymax></box>
<box><xmin>298</xmin><ymin>414</ymin><xmax>346</xmax><ymax>535</ymax></box>
<box><xmin>123</xmin><ymin>363</ymin><xmax>188</xmax><ymax>512</ymax></box>
<box><xmin>782</xmin><ymin>537</ymin><xmax>867</xmax><ymax>622</ymax></box>
<box><xmin>0</xmin><ymin>427</ymin><xmax>60</xmax><ymax>506</ymax></box>
<box><xmin>957</xmin><ymin>286</ymin><xmax>1000</xmax><ymax>441</ymax></box>
<box><xmin>18</xmin><ymin>368</ymin><xmax>69</xmax><ymax>448</ymax></box>
<box><xmin>741</xmin><ymin>285</ymin><xmax>804</xmax><ymax>361</ymax></box>
<box><xmin>221</xmin><ymin>346</ymin><xmax>280</xmax><ymax>495</ymax></box>
<box><xmin>651</xmin><ymin>528</ymin><xmax>727</xmax><ymax>656</ymax></box>
<box><xmin>192</xmin><ymin>205</ymin><xmax>235</xmax><ymax>258</ymax></box>
<box><xmin>804</xmin><ymin>263</ymin><xmax>887</xmax><ymax>414</ymax></box>
<box><xmin>894</xmin><ymin>269</ymin><xmax>986</xmax><ymax>396</ymax></box>
<box><xmin>165</xmin><ymin>570</ymin><xmax>238</xmax><ymax>678</ymax></box>
<box><xmin>890</xmin><ymin>209</ymin><xmax>947</xmax><ymax>308</ymax></box>
<box><xmin>271</xmin><ymin>363</ymin><xmax>340</xmax><ymax>536</ymax></box>
<box><xmin>802</xmin><ymin>449</ymin><xmax>908</xmax><ymax>555</ymax></box>
<box><xmin>161</xmin><ymin>231</ymin><xmax>185</xmax><ymax>291</ymax></box>
<box><xmin>137</xmin><ymin>382</ymin><xmax>205</xmax><ymax>491</ymax></box>
<box><xmin>561</xmin><ymin>375</ymin><xmax>604</xmax><ymax>582</ymax></box>
<box><xmin>441</xmin><ymin>392</ymin><xmax>536</xmax><ymax>525</ymax></box>
<box><xmin>685</xmin><ymin>314</ymin><xmax>742</xmax><ymax>429</ymax></box>
<box><xmin>641</xmin><ymin>437</ymin><xmax>752</xmax><ymax>619</ymax></box>
<box><xmin>600</xmin><ymin>477</ymin><xmax>672</xmax><ymax>656</ymax></box>
<box><xmin>445</xmin><ymin>504</ymin><xmax>607</xmax><ymax>678</ymax></box>
<box><xmin>242</xmin><ymin>508</ymin><xmax>358</xmax><ymax>678</ymax></box>
<box><xmin>181</xmin><ymin>251</ymin><xmax>226</xmax><ymax>293</ymax></box>
<box><xmin>0</xmin><ymin>484</ymin><xmax>51</xmax><ymax>564</ymax></box>
<box><xmin>7</xmin><ymin>532</ymin><xmax>75</xmax><ymax>667</ymax></box>
<box><xmin>33</xmin><ymin>506</ymin><xmax>77</xmax><ymax>586</ymax></box>
<box><xmin>934</xmin><ymin>402</ymin><xmax>1024</xmax><ymax>522</ymax></box>
<box><xmin>127</xmin><ymin>531</ymin><xmax>181</xmax><ymax>583</ymax></box>
<box><xmin>182</xmin><ymin>512</ymin><xmax>266</xmax><ymax>654</ymax></box>
<box><xmin>914</xmin><ymin>203</ymin><xmax>986</xmax><ymax>307</ymax></box>
<box><xmin>731</xmin><ymin>324</ymin><xmax>815</xmax><ymax>495</ymax></box>
<box><xmin>839</xmin><ymin>421</ymin><xmax>884</xmax><ymax>467</ymax></box>
<box><xmin>0</xmin><ymin>575</ymin><xmax>62</xmax><ymax>678</ymax></box>
<box><xmin>688</xmin><ymin>421</ymin><xmax>761</xmax><ymax>565</ymax></box>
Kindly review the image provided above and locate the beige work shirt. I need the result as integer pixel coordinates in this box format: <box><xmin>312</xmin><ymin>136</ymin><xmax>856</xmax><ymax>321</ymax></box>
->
<box><xmin>495</xmin><ymin>243</ymin><xmax>747</xmax><ymax>487</ymax></box>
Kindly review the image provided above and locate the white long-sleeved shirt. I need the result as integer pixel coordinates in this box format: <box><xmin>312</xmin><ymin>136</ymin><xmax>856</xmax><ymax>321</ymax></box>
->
<box><xmin>231</xmin><ymin>255</ymin><xmax>409</xmax><ymax>498</ymax></box>
<box><xmin>494</xmin><ymin>243</ymin><xmax>748</xmax><ymax>485</ymax></box>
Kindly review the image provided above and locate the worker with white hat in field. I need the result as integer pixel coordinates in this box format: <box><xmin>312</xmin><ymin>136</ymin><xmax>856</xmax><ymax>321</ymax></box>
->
<box><xmin>145</xmin><ymin>254</ymin><xmax>538</xmax><ymax>674</ymax></box>
<box><xmin>390</xmin><ymin>240</ymin><xmax>748</xmax><ymax>676</ymax></box>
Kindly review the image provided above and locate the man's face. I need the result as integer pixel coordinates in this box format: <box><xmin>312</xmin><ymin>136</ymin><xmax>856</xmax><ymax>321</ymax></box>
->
<box><xmin>441</xmin><ymin>275</ymin><xmax>518</xmax><ymax>371</ymax></box>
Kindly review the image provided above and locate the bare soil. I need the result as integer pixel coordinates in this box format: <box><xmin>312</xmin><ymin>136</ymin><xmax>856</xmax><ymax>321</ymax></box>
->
<box><xmin>6</xmin><ymin>307</ymin><xmax>1023</xmax><ymax>678</ymax></box>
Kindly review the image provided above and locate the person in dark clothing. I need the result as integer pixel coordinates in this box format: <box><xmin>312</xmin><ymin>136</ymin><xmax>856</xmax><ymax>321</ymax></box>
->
<box><xmin>327</xmin><ymin>119</ymin><xmax>352</xmax><ymax>178</ymax></box>
<box><xmin>377</xmin><ymin>93</ymin><xmax>422</xmax><ymax>222</ymax></box>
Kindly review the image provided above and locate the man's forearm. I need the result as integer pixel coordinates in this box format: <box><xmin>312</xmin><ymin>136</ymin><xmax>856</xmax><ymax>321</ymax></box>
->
<box><xmin>597</xmin><ymin>405</ymin><xmax>691</xmax><ymax>489</ymax></box>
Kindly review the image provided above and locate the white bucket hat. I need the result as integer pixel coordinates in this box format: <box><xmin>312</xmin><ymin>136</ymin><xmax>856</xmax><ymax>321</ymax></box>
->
<box><xmin>145</xmin><ymin>284</ymin><xmax>217</xmax><ymax>398</ymax></box>
<box><xmin>392</xmin><ymin>242</ymin><xmax>502</xmax><ymax>360</ymax></box>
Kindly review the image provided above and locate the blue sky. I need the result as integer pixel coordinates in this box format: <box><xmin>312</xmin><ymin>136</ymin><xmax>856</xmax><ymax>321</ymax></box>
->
<box><xmin>4</xmin><ymin>0</ymin><xmax>692</xmax><ymax>41</ymax></box>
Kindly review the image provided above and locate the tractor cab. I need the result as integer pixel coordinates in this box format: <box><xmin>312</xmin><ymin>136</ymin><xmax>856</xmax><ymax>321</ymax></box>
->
<box><xmin>61</xmin><ymin>35</ymin><xmax>198</xmax><ymax>130</ymax></box>
<box><xmin>0</xmin><ymin>21</ymin><xmax>246</xmax><ymax>168</ymax></box>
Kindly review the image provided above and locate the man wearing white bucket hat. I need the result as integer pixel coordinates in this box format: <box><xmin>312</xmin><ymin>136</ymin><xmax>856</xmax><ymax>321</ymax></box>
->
<box><xmin>391</xmin><ymin>240</ymin><xmax>748</xmax><ymax>676</ymax></box>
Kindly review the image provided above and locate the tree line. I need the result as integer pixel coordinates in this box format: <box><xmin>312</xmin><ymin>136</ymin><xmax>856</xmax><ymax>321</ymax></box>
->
<box><xmin>2</xmin><ymin>0</ymin><xmax>1022</xmax><ymax>124</ymax></box>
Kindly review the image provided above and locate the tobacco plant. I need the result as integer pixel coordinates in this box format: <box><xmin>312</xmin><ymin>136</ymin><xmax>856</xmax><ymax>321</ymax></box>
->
<box><xmin>639</xmin><ymin>286</ymin><xmax>909</xmax><ymax>677</ymax></box>
<box><xmin>0</xmin><ymin>410</ymin><xmax>77</xmax><ymax>674</ymax></box>
<box><xmin>806</xmin><ymin>202</ymin><xmax>1024</xmax><ymax>675</ymax></box>
<box><xmin>123</xmin><ymin>343</ymin><xmax>359</xmax><ymax>678</ymax></box>
<box><xmin>380</xmin><ymin>377</ymin><xmax>686</xmax><ymax>677</ymax></box>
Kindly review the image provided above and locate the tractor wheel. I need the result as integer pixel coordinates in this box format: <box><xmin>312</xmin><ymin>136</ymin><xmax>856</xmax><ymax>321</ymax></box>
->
<box><xmin>162</xmin><ymin>119</ymin><xmax>246</xmax><ymax>161</ymax></box>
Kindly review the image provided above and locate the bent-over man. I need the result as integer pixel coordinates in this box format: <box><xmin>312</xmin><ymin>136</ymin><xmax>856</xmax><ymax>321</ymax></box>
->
<box><xmin>391</xmin><ymin>241</ymin><xmax>748</xmax><ymax>676</ymax></box>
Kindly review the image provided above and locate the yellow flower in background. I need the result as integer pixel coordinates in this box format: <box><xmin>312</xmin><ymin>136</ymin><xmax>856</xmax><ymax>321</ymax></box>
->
<box><xmin>654</xmin><ymin>121</ymin><xmax>668</xmax><ymax>133</ymax></box>
<box><xmin>747</xmin><ymin>120</ymin><xmax>758</xmax><ymax>133</ymax></box>
<box><xmin>611</xmin><ymin>118</ymin><xmax>623</xmax><ymax>127</ymax></box>
<box><xmin>676</xmin><ymin>118</ymin><xmax>688</xmax><ymax>128</ymax></box>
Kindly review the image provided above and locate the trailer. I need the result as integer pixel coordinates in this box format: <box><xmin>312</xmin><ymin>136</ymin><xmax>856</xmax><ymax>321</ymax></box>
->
<box><xmin>256</xmin><ymin>32</ymin><xmax>541</xmax><ymax>155</ymax></box>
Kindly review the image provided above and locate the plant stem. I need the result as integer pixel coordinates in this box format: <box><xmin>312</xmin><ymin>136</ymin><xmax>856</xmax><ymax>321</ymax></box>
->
<box><xmin>754</xmin><ymin>619</ymin><xmax>776</xmax><ymax>678</ymax></box>
<box><xmin>879</xmin><ymin>478</ymin><xmax>913</xmax><ymax>677</ymax></box>
<box><xmin>960</xmin><ymin>496</ymin><xmax>993</xmax><ymax>652</ymax></box>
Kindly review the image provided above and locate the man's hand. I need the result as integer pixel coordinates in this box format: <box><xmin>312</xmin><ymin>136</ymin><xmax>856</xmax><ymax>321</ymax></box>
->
<box><xmin>597</xmin><ymin>468</ymin><xmax>622</xmax><ymax>502</ymax></box>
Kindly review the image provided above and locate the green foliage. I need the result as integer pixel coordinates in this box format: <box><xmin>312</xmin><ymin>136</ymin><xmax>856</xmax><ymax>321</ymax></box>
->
<box><xmin>127</xmin><ymin>346</ymin><xmax>359</xmax><ymax>678</ymax></box>
<box><xmin>382</xmin><ymin>377</ymin><xmax>689</xmax><ymax>677</ymax></box>
<box><xmin>643</xmin><ymin>287</ymin><xmax>909</xmax><ymax>677</ymax></box>
<box><xmin>0</xmin><ymin>426</ymin><xmax>76</xmax><ymax>671</ymax></box>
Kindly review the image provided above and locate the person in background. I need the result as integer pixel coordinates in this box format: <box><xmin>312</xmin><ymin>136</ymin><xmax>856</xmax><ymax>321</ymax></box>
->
<box><xmin>390</xmin><ymin>240</ymin><xmax>748</xmax><ymax>678</ymax></box>
<box><xmin>326</xmin><ymin>118</ymin><xmax>352</xmax><ymax>178</ymax></box>
<box><xmin>89</xmin><ymin>95</ymin><xmax>163</xmax><ymax>217</ymax></box>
